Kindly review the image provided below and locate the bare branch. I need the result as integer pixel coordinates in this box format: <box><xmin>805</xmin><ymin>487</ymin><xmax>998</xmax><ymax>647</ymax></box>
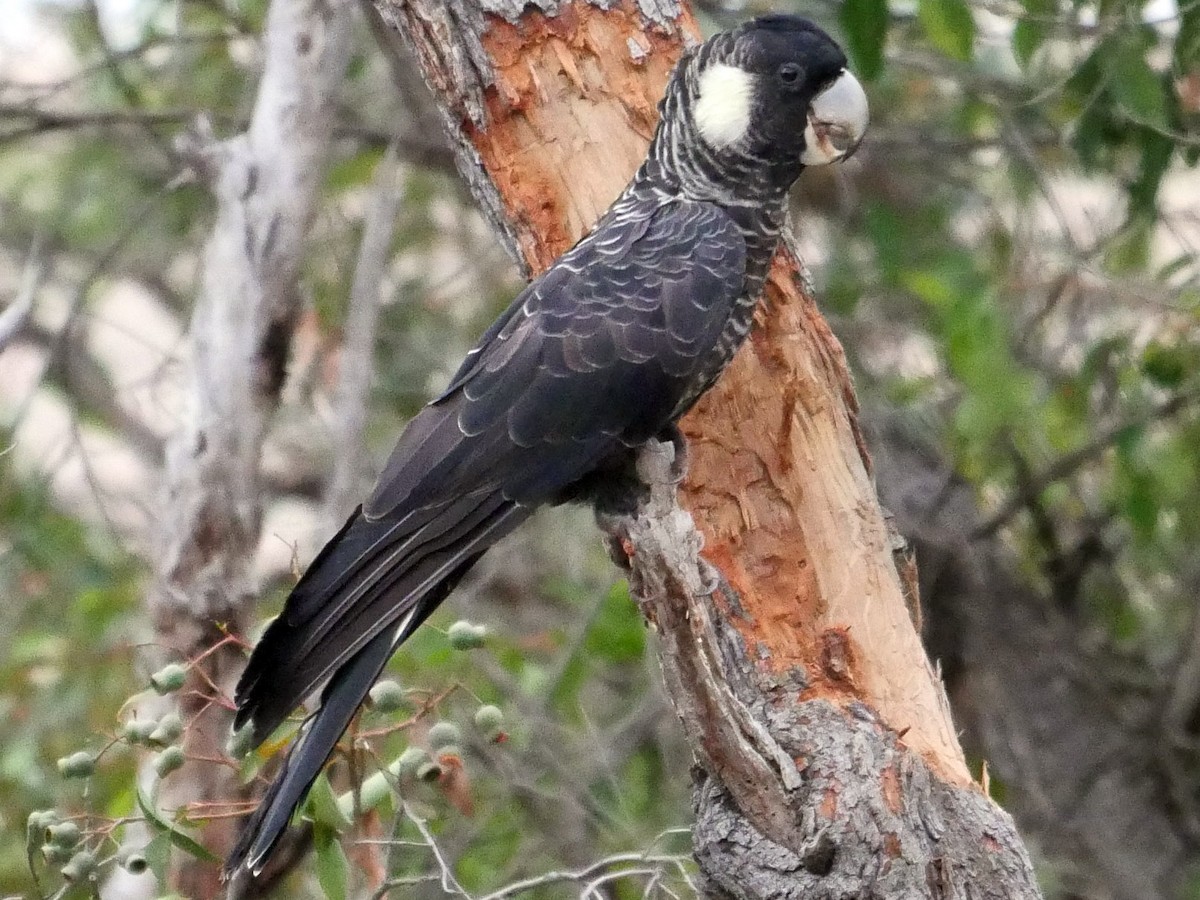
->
<box><xmin>401</xmin><ymin>804</ymin><xmax>471</xmax><ymax>898</ymax></box>
<box><xmin>0</xmin><ymin>235</ymin><xmax>45</xmax><ymax>352</ymax></box>
<box><xmin>0</xmin><ymin>102</ymin><xmax>236</xmax><ymax>139</ymax></box>
<box><xmin>973</xmin><ymin>388</ymin><xmax>1200</xmax><ymax>538</ymax></box>
<box><xmin>146</xmin><ymin>0</ymin><xmax>354</xmax><ymax>891</ymax></box>
<box><xmin>477</xmin><ymin>852</ymin><xmax>694</xmax><ymax>900</ymax></box>
<box><xmin>323</xmin><ymin>144</ymin><xmax>403</xmax><ymax>527</ymax></box>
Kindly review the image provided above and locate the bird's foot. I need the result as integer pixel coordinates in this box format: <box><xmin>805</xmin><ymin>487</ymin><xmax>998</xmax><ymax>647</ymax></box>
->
<box><xmin>598</xmin><ymin>524</ymin><xmax>636</xmax><ymax>571</ymax></box>
<box><xmin>656</xmin><ymin>425</ymin><xmax>689</xmax><ymax>485</ymax></box>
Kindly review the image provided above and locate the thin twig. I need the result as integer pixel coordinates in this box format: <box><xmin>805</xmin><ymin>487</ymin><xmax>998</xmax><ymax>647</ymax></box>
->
<box><xmin>0</xmin><ymin>234</ymin><xmax>45</xmax><ymax>352</ymax></box>
<box><xmin>476</xmin><ymin>853</ymin><xmax>693</xmax><ymax>900</ymax></box>
<box><xmin>973</xmin><ymin>389</ymin><xmax>1200</xmax><ymax>538</ymax></box>
<box><xmin>402</xmin><ymin>804</ymin><xmax>471</xmax><ymax>898</ymax></box>
<box><xmin>581</xmin><ymin>867</ymin><xmax>660</xmax><ymax>898</ymax></box>
<box><xmin>323</xmin><ymin>143</ymin><xmax>404</xmax><ymax>527</ymax></box>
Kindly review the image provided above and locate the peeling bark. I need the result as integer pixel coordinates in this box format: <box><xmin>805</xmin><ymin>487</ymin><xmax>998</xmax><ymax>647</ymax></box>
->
<box><xmin>372</xmin><ymin>0</ymin><xmax>695</xmax><ymax>276</ymax></box>
<box><xmin>149</xmin><ymin>0</ymin><xmax>352</xmax><ymax>894</ymax></box>
<box><xmin>377</xmin><ymin>1</ymin><xmax>1042</xmax><ymax>896</ymax></box>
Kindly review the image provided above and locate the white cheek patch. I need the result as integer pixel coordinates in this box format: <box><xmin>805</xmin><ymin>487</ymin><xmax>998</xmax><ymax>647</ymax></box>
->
<box><xmin>694</xmin><ymin>63</ymin><xmax>755</xmax><ymax>149</ymax></box>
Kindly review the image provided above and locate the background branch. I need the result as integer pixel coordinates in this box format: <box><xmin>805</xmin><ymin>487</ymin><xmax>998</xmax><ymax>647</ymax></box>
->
<box><xmin>145</xmin><ymin>0</ymin><xmax>354</xmax><ymax>892</ymax></box>
<box><xmin>323</xmin><ymin>143</ymin><xmax>403</xmax><ymax>528</ymax></box>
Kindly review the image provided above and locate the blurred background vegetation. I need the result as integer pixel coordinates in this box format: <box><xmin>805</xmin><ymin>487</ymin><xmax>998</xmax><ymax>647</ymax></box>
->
<box><xmin>1</xmin><ymin>0</ymin><xmax>1198</xmax><ymax>896</ymax></box>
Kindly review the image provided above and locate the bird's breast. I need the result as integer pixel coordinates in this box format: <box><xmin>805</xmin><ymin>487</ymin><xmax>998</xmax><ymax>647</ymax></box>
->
<box><xmin>673</xmin><ymin>225</ymin><xmax>780</xmax><ymax>417</ymax></box>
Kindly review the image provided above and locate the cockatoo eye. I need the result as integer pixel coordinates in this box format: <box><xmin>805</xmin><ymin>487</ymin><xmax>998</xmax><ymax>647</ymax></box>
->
<box><xmin>778</xmin><ymin>63</ymin><xmax>802</xmax><ymax>85</ymax></box>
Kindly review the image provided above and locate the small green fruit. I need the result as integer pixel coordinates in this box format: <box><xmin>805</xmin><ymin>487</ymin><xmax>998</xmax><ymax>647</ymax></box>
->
<box><xmin>47</xmin><ymin>822</ymin><xmax>81</xmax><ymax>848</ymax></box>
<box><xmin>226</xmin><ymin>723</ymin><xmax>255</xmax><ymax>760</ymax></box>
<box><xmin>473</xmin><ymin>704</ymin><xmax>504</xmax><ymax>740</ymax></box>
<box><xmin>60</xmin><ymin>850</ymin><xmax>96</xmax><ymax>882</ymax></box>
<box><xmin>149</xmin><ymin>712</ymin><xmax>184</xmax><ymax>745</ymax></box>
<box><xmin>446</xmin><ymin>620</ymin><xmax>487</xmax><ymax>650</ymax></box>
<box><xmin>41</xmin><ymin>843</ymin><xmax>71</xmax><ymax>864</ymax></box>
<box><xmin>396</xmin><ymin>746</ymin><xmax>429</xmax><ymax>778</ymax></box>
<box><xmin>27</xmin><ymin>810</ymin><xmax>57</xmax><ymax>852</ymax></box>
<box><xmin>123</xmin><ymin>719</ymin><xmax>157</xmax><ymax>745</ymax></box>
<box><xmin>120</xmin><ymin>851</ymin><xmax>148</xmax><ymax>874</ymax></box>
<box><xmin>427</xmin><ymin>721</ymin><xmax>461</xmax><ymax>749</ymax></box>
<box><xmin>28</xmin><ymin>809</ymin><xmax>57</xmax><ymax>830</ymax></box>
<box><xmin>57</xmin><ymin>751</ymin><xmax>95</xmax><ymax>779</ymax></box>
<box><xmin>154</xmin><ymin>746</ymin><xmax>185</xmax><ymax>778</ymax></box>
<box><xmin>368</xmin><ymin>680</ymin><xmax>406</xmax><ymax>713</ymax></box>
<box><xmin>150</xmin><ymin>663</ymin><xmax>187</xmax><ymax>694</ymax></box>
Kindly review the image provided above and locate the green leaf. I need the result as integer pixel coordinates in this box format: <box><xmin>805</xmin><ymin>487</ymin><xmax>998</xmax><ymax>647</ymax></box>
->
<box><xmin>304</xmin><ymin>772</ymin><xmax>353</xmax><ymax>832</ymax></box>
<box><xmin>1141</xmin><ymin>343</ymin><xmax>1190</xmax><ymax>387</ymax></box>
<box><xmin>1176</xmin><ymin>4</ymin><xmax>1200</xmax><ymax>71</ymax></box>
<box><xmin>1012</xmin><ymin>0</ymin><xmax>1052</xmax><ymax>67</ymax></box>
<box><xmin>1125</xmin><ymin>469</ymin><xmax>1159</xmax><ymax>540</ymax></box>
<box><xmin>918</xmin><ymin>0</ymin><xmax>975</xmax><ymax>61</ymax></box>
<box><xmin>1012</xmin><ymin>18</ymin><xmax>1046</xmax><ymax>68</ymax></box>
<box><xmin>1158</xmin><ymin>253</ymin><xmax>1196</xmax><ymax>281</ymax></box>
<box><xmin>327</xmin><ymin>146</ymin><xmax>384</xmax><ymax>193</ymax></box>
<box><xmin>136</xmin><ymin>787</ymin><xmax>219</xmax><ymax>862</ymax></box>
<box><xmin>840</xmin><ymin>0</ymin><xmax>889</xmax><ymax>80</ymax></box>
<box><xmin>583</xmin><ymin>582</ymin><xmax>645</xmax><ymax>664</ymax></box>
<box><xmin>1104</xmin><ymin>220</ymin><xmax>1152</xmax><ymax>274</ymax></box>
<box><xmin>1128</xmin><ymin>128</ymin><xmax>1174</xmax><ymax>217</ymax></box>
<box><xmin>143</xmin><ymin>833</ymin><xmax>172</xmax><ymax>883</ymax></box>
<box><xmin>314</xmin><ymin>826</ymin><xmax>350</xmax><ymax>900</ymax></box>
<box><xmin>864</xmin><ymin>203</ymin><xmax>907</xmax><ymax>285</ymax></box>
<box><xmin>1107</xmin><ymin>40</ymin><xmax>1169</xmax><ymax>128</ymax></box>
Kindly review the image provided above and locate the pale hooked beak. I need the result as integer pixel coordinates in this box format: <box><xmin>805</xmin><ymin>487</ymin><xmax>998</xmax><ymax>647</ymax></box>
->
<box><xmin>800</xmin><ymin>69</ymin><xmax>869</xmax><ymax>166</ymax></box>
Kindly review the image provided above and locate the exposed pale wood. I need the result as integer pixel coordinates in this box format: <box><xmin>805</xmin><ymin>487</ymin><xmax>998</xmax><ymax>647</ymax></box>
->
<box><xmin>681</xmin><ymin>253</ymin><xmax>967</xmax><ymax>782</ymax></box>
<box><xmin>372</xmin><ymin>0</ymin><xmax>695</xmax><ymax>277</ymax></box>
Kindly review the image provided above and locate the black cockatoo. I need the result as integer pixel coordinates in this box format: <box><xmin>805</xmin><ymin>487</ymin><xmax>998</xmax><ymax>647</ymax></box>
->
<box><xmin>226</xmin><ymin>13</ymin><xmax>867</xmax><ymax>877</ymax></box>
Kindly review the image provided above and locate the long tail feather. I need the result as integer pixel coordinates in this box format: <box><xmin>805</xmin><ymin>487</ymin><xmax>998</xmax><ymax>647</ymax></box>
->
<box><xmin>234</xmin><ymin>495</ymin><xmax>525</xmax><ymax>746</ymax></box>
<box><xmin>226</xmin><ymin>626</ymin><xmax>396</xmax><ymax>876</ymax></box>
<box><xmin>226</xmin><ymin>494</ymin><xmax>529</xmax><ymax>878</ymax></box>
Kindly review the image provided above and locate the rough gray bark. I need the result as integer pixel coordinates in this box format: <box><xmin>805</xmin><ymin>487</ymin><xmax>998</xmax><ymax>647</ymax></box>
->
<box><xmin>873</xmin><ymin>413</ymin><xmax>1195</xmax><ymax>900</ymax></box>
<box><xmin>148</xmin><ymin>0</ymin><xmax>353</xmax><ymax>893</ymax></box>
<box><xmin>597</xmin><ymin>442</ymin><xmax>1040</xmax><ymax>899</ymax></box>
<box><xmin>374</xmin><ymin>1</ymin><xmax>1043</xmax><ymax>896</ymax></box>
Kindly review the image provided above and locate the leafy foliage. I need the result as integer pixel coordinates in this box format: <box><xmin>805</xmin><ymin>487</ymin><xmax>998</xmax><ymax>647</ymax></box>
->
<box><xmin>809</xmin><ymin>0</ymin><xmax>1200</xmax><ymax>650</ymax></box>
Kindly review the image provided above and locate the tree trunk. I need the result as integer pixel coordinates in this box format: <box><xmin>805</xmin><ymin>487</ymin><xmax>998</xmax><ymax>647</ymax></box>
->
<box><xmin>148</xmin><ymin>0</ymin><xmax>352</xmax><ymax>894</ymax></box>
<box><xmin>373</xmin><ymin>1</ymin><xmax>1043</xmax><ymax>896</ymax></box>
